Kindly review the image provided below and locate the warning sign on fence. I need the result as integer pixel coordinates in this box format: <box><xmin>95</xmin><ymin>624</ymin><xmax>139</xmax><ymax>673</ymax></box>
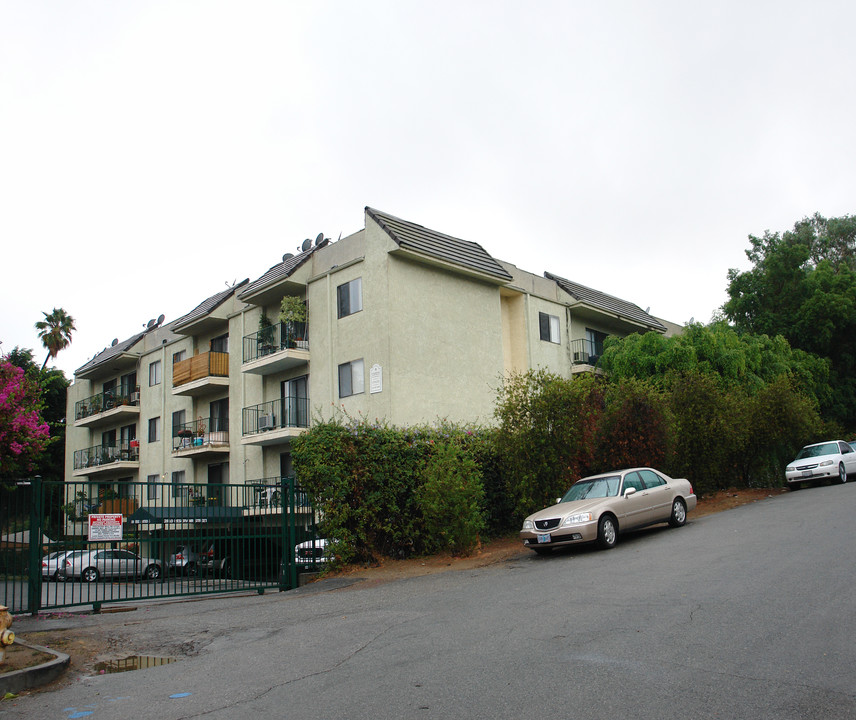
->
<box><xmin>88</xmin><ymin>513</ymin><xmax>124</xmax><ymax>542</ymax></box>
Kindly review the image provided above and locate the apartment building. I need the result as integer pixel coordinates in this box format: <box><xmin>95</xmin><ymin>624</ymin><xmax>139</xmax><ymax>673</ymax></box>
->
<box><xmin>64</xmin><ymin>207</ymin><xmax>675</xmax><ymax>500</ymax></box>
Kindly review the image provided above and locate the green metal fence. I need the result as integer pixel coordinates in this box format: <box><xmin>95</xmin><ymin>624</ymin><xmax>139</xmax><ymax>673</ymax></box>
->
<box><xmin>0</xmin><ymin>477</ymin><xmax>323</xmax><ymax>614</ymax></box>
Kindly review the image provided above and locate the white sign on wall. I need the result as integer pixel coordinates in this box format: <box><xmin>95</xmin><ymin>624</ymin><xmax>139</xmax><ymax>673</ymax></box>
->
<box><xmin>370</xmin><ymin>363</ymin><xmax>383</xmax><ymax>394</ymax></box>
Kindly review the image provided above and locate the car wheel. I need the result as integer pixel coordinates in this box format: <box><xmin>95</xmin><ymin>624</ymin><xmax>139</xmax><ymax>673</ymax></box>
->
<box><xmin>185</xmin><ymin>562</ymin><xmax>198</xmax><ymax>577</ymax></box>
<box><xmin>82</xmin><ymin>567</ymin><xmax>99</xmax><ymax>583</ymax></box>
<box><xmin>838</xmin><ymin>463</ymin><xmax>847</xmax><ymax>484</ymax></box>
<box><xmin>145</xmin><ymin>564</ymin><xmax>161</xmax><ymax>580</ymax></box>
<box><xmin>668</xmin><ymin>498</ymin><xmax>687</xmax><ymax>527</ymax></box>
<box><xmin>597</xmin><ymin>515</ymin><xmax>617</xmax><ymax>549</ymax></box>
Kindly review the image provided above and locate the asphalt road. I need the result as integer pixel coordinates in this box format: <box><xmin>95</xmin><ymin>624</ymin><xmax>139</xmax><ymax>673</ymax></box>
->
<box><xmin>4</xmin><ymin>484</ymin><xmax>856</xmax><ymax>719</ymax></box>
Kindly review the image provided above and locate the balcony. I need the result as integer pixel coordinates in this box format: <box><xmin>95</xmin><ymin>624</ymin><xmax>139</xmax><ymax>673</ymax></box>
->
<box><xmin>570</xmin><ymin>338</ymin><xmax>605</xmax><ymax>373</ymax></box>
<box><xmin>172</xmin><ymin>351</ymin><xmax>230</xmax><ymax>396</ymax></box>
<box><xmin>242</xmin><ymin>322</ymin><xmax>309</xmax><ymax>376</ymax></box>
<box><xmin>173</xmin><ymin>416</ymin><xmax>230</xmax><ymax>460</ymax></box>
<box><xmin>72</xmin><ymin>441</ymin><xmax>140</xmax><ymax>478</ymax></box>
<box><xmin>74</xmin><ymin>387</ymin><xmax>141</xmax><ymax>429</ymax></box>
<box><xmin>241</xmin><ymin>397</ymin><xmax>309</xmax><ymax>447</ymax></box>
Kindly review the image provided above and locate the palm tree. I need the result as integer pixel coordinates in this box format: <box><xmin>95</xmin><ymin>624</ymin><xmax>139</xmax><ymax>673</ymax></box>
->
<box><xmin>35</xmin><ymin>308</ymin><xmax>76</xmax><ymax>370</ymax></box>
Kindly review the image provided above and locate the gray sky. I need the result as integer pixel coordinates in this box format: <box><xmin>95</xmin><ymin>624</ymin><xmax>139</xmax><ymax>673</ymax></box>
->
<box><xmin>3</xmin><ymin>1</ymin><xmax>855</xmax><ymax>379</ymax></box>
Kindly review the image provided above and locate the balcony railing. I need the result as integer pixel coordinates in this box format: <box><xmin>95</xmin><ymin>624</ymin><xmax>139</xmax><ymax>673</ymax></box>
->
<box><xmin>75</xmin><ymin>386</ymin><xmax>140</xmax><ymax>420</ymax></box>
<box><xmin>173</xmin><ymin>351</ymin><xmax>229</xmax><ymax>387</ymax></box>
<box><xmin>243</xmin><ymin>322</ymin><xmax>308</xmax><ymax>364</ymax></box>
<box><xmin>243</xmin><ymin>477</ymin><xmax>313</xmax><ymax>510</ymax></box>
<box><xmin>243</xmin><ymin>397</ymin><xmax>309</xmax><ymax>435</ymax></box>
<box><xmin>73</xmin><ymin>441</ymin><xmax>140</xmax><ymax>470</ymax></box>
<box><xmin>173</xmin><ymin>416</ymin><xmax>229</xmax><ymax>452</ymax></box>
<box><xmin>570</xmin><ymin>338</ymin><xmax>605</xmax><ymax>366</ymax></box>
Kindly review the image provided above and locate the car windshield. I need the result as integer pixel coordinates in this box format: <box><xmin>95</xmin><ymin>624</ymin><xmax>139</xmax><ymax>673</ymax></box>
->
<box><xmin>795</xmin><ymin>443</ymin><xmax>839</xmax><ymax>459</ymax></box>
<box><xmin>561</xmin><ymin>476</ymin><xmax>621</xmax><ymax>502</ymax></box>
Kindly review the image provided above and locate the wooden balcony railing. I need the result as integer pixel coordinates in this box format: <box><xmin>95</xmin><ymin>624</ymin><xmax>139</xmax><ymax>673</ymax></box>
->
<box><xmin>173</xmin><ymin>351</ymin><xmax>229</xmax><ymax>387</ymax></box>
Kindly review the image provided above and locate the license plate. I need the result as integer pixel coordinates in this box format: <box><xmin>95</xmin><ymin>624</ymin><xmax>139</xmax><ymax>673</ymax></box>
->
<box><xmin>537</xmin><ymin>534</ymin><xmax>550</xmax><ymax>544</ymax></box>
<box><xmin>801</xmin><ymin>470</ymin><xmax>813</xmax><ymax>477</ymax></box>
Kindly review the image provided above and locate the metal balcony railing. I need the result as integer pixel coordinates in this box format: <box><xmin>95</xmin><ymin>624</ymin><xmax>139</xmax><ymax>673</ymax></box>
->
<box><xmin>570</xmin><ymin>338</ymin><xmax>604</xmax><ymax>366</ymax></box>
<box><xmin>73</xmin><ymin>441</ymin><xmax>140</xmax><ymax>470</ymax></box>
<box><xmin>243</xmin><ymin>322</ymin><xmax>308</xmax><ymax>364</ymax></box>
<box><xmin>173</xmin><ymin>416</ymin><xmax>229</xmax><ymax>452</ymax></box>
<box><xmin>243</xmin><ymin>397</ymin><xmax>309</xmax><ymax>435</ymax></box>
<box><xmin>74</xmin><ymin>386</ymin><xmax>140</xmax><ymax>420</ymax></box>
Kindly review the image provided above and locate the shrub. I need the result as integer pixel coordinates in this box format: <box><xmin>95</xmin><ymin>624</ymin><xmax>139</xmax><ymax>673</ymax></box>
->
<box><xmin>419</xmin><ymin>443</ymin><xmax>486</xmax><ymax>555</ymax></box>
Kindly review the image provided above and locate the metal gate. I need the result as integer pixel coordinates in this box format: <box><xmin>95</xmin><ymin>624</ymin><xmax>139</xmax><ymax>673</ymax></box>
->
<box><xmin>0</xmin><ymin>477</ymin><xmax>322</xmax><ymax>614</ymax></box>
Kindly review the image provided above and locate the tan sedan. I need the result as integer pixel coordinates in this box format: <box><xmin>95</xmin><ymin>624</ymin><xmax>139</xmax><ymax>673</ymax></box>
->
<box><xmin>520</xmin><ymin>467</ymin><xmax>697</xmax><ymax>554</ymax></box>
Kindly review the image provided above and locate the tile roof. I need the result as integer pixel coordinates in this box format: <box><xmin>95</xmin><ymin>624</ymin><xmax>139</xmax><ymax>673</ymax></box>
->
<box><xmin>173</xmin><ymin>279</ymin><xmax>249</xmax><ymax>330</ymax></box>
<box><xmin>238</xmin><ymin>244</ymin><xmax>324</xmax><ymax>300</ymax></box>
<box><xmin>367</xmin><ymin>207</ymin><xmax>513</xmax><ymax>281</ymax></box>
<box><xmin>75</xmin><ymin>330</ymin><xmax>149</xmax><ymax>374</ymax></box>
<box><xmin>546</xmin><ymin>272</ymin><xmax>667</xmax><ymax>332</ymax></box>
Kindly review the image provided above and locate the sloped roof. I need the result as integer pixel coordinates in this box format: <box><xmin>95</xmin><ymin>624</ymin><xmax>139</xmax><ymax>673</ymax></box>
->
<box><xmin>75</xmin><ymin>330</ymin><xmax>149</xmax><ymax>375</ymax></box>
<box><xmin>238</xmin><ymin>244</ymin><xmax>324</xmax><ymax>301</ymax></box>
<box><xmin>367</xmin><ymin>207</ymin><xmax>513</xmax><ymax>281</ymax></box>
<box><xmin>546</xmin><ymin>272</ymin><xmax>667</xmax><ymax>332</ymax></box>
<box><xmin>173</xmin><ymin>279</ymin><xmax>249</xmax><ymax>331</ymax></box>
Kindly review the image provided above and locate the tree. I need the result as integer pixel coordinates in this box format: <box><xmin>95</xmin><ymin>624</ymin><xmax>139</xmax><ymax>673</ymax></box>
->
<box><xmin>35</xmin><ymin>307</ymin><xmax>76</xmax><ymax>370</ymax></box>
<box><xmin>723</xmin><ymin>213</ymin><xmax>856</xmax><ymax>425</ymax></box>
<box><xmin>0</xmin><ymin>359</ymin><xmax>51</xmax><ymax>478</ymax></box>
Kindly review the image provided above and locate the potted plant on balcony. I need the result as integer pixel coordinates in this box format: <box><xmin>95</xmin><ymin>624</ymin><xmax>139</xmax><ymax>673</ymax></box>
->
<box><xmin>280</xmin><ymin>295</ymin><xmax>307</xmax><ymax>348</ymax></box>
<box><xmin>258</xmin><ymin>312</ymin><xmax>276</xmax><ymax>356</ymax></box>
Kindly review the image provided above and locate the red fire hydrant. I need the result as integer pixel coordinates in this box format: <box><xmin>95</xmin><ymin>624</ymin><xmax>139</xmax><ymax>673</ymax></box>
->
<box><xmin>0</xmin><ymin>605</ymin><xmax>14</xmax><ymax>664</ymax></box>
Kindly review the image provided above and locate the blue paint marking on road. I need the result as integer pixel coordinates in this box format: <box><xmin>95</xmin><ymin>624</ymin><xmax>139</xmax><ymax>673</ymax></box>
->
<box><xmin>169</xmin><ymin>692</ymin><xmax>192</xmax><ymax>699</ymax></box>
<box><xmin>67</xmin><ymin>713</ymin><xmax>94</xmax><ymax>719</ymax></box>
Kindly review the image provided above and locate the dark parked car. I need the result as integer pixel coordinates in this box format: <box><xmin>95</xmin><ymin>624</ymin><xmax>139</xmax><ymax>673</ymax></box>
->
<box><xmin>200</xmin><ymin>541</ymin><xmax>231</xmax><ymax>577</ymax></box>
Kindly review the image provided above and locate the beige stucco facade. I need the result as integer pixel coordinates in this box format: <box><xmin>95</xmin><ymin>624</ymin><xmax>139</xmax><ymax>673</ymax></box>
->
<box><xmin>64</xmin><ymin>207</ymin><xmax>679</xmax><ymax>498</ymax></box>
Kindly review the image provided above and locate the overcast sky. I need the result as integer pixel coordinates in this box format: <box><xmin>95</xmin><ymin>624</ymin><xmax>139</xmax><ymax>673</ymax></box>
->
<box><xmin>3</xmin><ymin>1</ymin><xmax>855</xmax><ymax>379</ymax></box>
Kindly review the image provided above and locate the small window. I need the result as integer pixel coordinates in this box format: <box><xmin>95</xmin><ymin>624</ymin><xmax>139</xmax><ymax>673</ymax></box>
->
<box><xmin>148</xmin><ymin>417</ymin><xmax>160</xmax><ymax>443</ymax></box>
<box><xmin>338</xmin><ymin>358</ymin><xmax>365</xmax><ymax>398</ymax></box>
<box><xmin>146</xmin><ymin>474</ymin><xmax>159</xmax><ymax>501</ymax></box>
<box><xmin>173</xmin><ymin>350</ymin><xmax>187</xmax><ymax>364</ymax></box>
<box><xmin>210</xmin><ymin>335</ymin><xmax>229</xmax><ymax>353</ymax></box>
<box><xmin>337</xmin><ymin>278</ymin><xmax>363</xmax><ymax>318</ymax></box>
<box><xmin>149</xmin><ymin>360</ymin><xmax>162</xmax><ymax>386</ymax></box>
<box><xmin>539</xmin><ymin>312</ymin><xmax>560</xmax><ymax>343</ymax></box>
<box><xmin>623</xmin><ymin>472</ymin><xmax>644</xmax><ymax>494</ymax></box>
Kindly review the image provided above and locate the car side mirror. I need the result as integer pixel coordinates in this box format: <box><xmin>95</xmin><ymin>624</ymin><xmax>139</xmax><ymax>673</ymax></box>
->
<box><xmin>624</xmin><ymin>487</ymin><xmax>636</xmax><ymax>497</ymax></box>
<box><xmin>556</xmin><ymin>498</ymin><xmax>562</xmax><ymax>504</ymax></box>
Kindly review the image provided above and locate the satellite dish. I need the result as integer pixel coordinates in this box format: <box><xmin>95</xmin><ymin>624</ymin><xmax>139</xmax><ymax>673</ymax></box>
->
<box><xmin>315</xmin><ymin>232</ymin><xmax>324</xmax><ymax>246</ymax></box>
<box><xmin>111</xmin><ymin>338</ymin><xmax>118</xmax><ymax>347</ymax></box>
<box><xmin>282</xmin><ymin>253</ymin><xmax>294</xmax><ymax>262</ymax></box>
<box><xmin>301</xmin><ymin>239</ymin><xmax>312</xmax><ymax>252</ymax></box>
<box><xmin>147</xmin><ymin>319</ymin><xmax>155</xmax><ymax>328</ymax></box>
<box><xmin>157</xmin><ymin>314</ymin><xmax>165</xmax><ymax>326</ymax></box>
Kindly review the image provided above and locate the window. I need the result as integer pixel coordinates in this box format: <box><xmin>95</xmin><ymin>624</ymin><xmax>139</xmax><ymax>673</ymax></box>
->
<box><xmin>585</xmin><ymin>328</ymin><xmax>608</xmax><ymax>358</ymax></box>
<box><xmin>337</xmin><ymin>278</ymin><xmax>363</xmax><ymax>318</ymax></box>
<box><xmin>210</xmin><ymin>334</ymin><xmax>228</xmax><ymax>353</ymax></box>
<box><xmin>639</xmin><ymin>469</ymin><xmax>666</xmax><ymax>488</ymax></box>
<box><xmin>338</xmin><ymin>359</ymin><xmax>365</xmax><ymax>398</ymax></box>
<box><xmin>171</xmin><ymin>470</ymin><xmax>187</xmax><ymax>500</ymax></box>
<box><xmin>173</xmin><ymin>350</ymin><xmax>186</xmax><ymax>364</ymax></box>
<box><xmin>148</xmin><ymin>417</ymin><xmax>161</xmax><ymax>443</ymax></box>
<box><xmin>146</xmin><ymin>474</ymin><xmax>159</xmax><ymax>501</ymax></box>
<box><xmin>539</xmin><ymin>312</ymin><xmax>560</xmax><ymax>343</ymax></box>
<box><xmin>172</xmin><ymin>410</ymin><xmax>186</xmax><ymax>437</ymax></box>
<box><xmin>149</xmin><ymin>360</ymin><xmax>162</xmax><ymax>386</ymax></box>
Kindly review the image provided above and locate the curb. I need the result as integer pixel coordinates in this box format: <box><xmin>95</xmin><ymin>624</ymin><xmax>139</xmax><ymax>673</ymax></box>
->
<box><xmin>0</xmin><ymin>640</ymin><xmax>70</xmax><ymax>696</ymax></box>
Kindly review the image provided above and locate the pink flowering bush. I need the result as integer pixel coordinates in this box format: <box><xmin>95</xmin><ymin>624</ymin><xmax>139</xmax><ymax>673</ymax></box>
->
<box><xmin>0</xmin><ymin>361</ymin><xmax>51</xmax><ymax>477</ymax></box>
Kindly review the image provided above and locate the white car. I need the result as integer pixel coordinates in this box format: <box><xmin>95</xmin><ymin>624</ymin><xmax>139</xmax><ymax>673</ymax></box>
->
<box><xmin>785</xmin><ymin>440</ymin><xmax>856</xmax><ymax>489</ymax></box>
<box><xmin>294</xmin><ymin>538</ymin><xmax>331</xmax><ymax>567</ymax></box>
<box><xmin>60</xmin><ymin>549</ymin><xmax>162</xmax><ymax>582</ymax></box>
